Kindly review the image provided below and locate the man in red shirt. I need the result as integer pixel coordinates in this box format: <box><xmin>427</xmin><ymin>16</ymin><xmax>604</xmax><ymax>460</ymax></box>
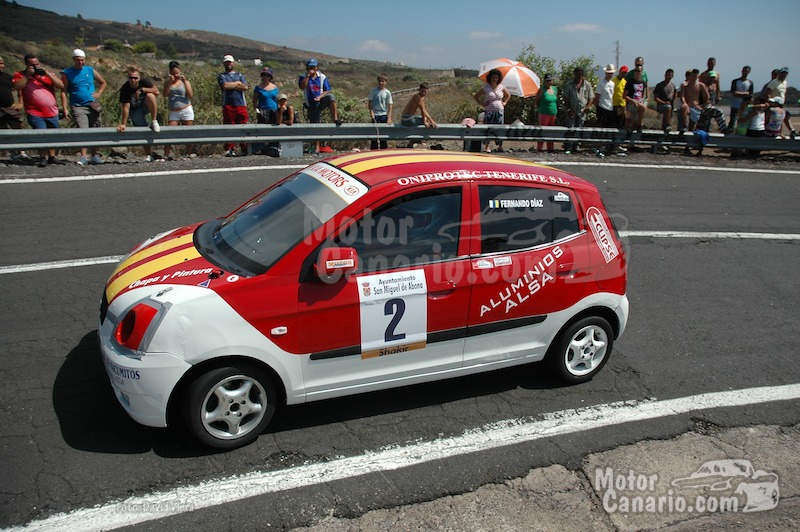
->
<box><xmin>12</xmin><ymin>54</ymin><xmax>67</xmax><ymax>165</ymax></box>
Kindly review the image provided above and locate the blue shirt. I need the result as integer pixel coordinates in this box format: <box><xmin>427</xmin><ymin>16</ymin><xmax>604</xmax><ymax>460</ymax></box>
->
<box><xmin>298</xmin><ymin>72</ymin><xmax>330</xmax><ymax>106</ymax></box>
<box><xmin>62</xmin><ymin>66</ymin><xmax>97</xmax><ymax>106</ymax></box>
<box><xmin>218</xmin><ymin>71</ymin><xmax>248</xmax><ymax>107</ymax></box>
<box><xmin>254</xmin><ymin>85</ymin><xmax>279</xmax><ymax>110</ymax></box>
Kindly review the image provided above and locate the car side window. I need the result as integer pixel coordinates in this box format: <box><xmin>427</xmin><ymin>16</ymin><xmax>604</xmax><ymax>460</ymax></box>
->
<box><xmin>336</xmin><ymin>187</ymin><xmax>462</xmax><ymax>272</ymax></box>
<box><xmin>478</xmin><ymin>185</ymin><xmax>578</xmax><ymax>254</ymax></box>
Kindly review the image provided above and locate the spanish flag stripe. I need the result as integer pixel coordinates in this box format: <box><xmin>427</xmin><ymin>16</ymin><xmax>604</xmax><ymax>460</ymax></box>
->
<box><xmin>110</xmin><ymin>233</ymin><xmax>195</xmax><ymax>280</ymax></box>
<box><xmin>106</xmin><ymin>246</ymin><xmax>201</xmax><ymax>302</ymax></box>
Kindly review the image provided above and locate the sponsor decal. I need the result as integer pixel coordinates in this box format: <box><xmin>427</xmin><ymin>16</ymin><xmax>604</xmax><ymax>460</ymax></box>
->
<box><xmin>197</xmin><ymin>279</ymin><xmax>211</xmax><ymax>288</ymax></box>
<box><xmin>397</xmin><ymin>170</ymin><xmax>571</xmax><ymax>187</ymax></box>
<box><xmin>554</xmin><ymin>192</ymin><xmax>571</xmax><ymax>202</ymax></box>
<box><xmin>326</xmin><ymin>258</ymin><xmax>355</xmax><ymax>269</ymax></box>
<box><xmin>103</xmin><ymin>353</ymin><xmax>141</xmax><ymax>386</ymax></box>
<box><xmin>127</xmin><ymin>268</ymin><xmax>214</xmax><ymax>290</ymax></box>
<box><xmin>493</xmin><ymin>256</ymin><xmax>513</xmax><ymax>267</ymax></box>
<box><xmin>305</xmin><ymin>162</ymin><xmax>369</xmax><ymax>204</ymax></box>
<box><xmin>226</xmin><ymin>275</ymin><xmax>240</xmax><ymax>283</ymax></box>
<box><xmin>479</xmin><ymin>246</ymin><xmax>562</xmax><ymax>317</ymax></box>
<box><xmin>587</xmin><ymin>206</ymin><xmax>619</xmax><ymax>263</ymax></box>
<box><xmin>474</xmin><ymin>259</ymin><xmax>494</xmax><ymax>269</ymax></box>
<box><xmin>488</xmin><ymin>198</ymin><xmax>544</xmax><ymax>209</ymax></box>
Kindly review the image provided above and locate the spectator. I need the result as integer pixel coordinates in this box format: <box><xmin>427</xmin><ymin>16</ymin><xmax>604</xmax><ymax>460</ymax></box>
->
<box><xmin>401</xmin><ymin>83</ymin><xmax>438</xmax><ymax>128</ymax></box>
<box><xmin>764</xmin><ymin>98</ymin><xmax>786</xmax><ymax>138</ymax></box>
<box><xmin>728</xmin><ymin>65</ymin><xmax>753</xmax><ymax>131</ymax></box>
<box><xmin>562</xmin><ymin>67</ymin><xmax>593</xmax><ymax>153</ymax></box>
<box><xmin>117</xmin><ymin>67</ymin><xmax>160</xmax><ymax>162</ymax></box>
<box><xmin>699</xmin><ymin>57</ymin><xmax>720</xmax><ymax>105</ymax></box>
<box><xmin>0</xmin><ymin>55</ymin><xmax>23</xmax><ymax>136</ymax></box>
<box><xmin>534</xmin><ymin>73</ymin><xmax>558</xmax><ymax>153</ymax></box>
<box><xmin>612</xmin><ymin>66</ymin><xmax>628</xmax><ymax>128</ymax></box>
<box><xmin>276</xmin><ymin>94</ymin><xmax>295</xmax><ymax>125</ymax></box>
<box><xmin>594</xmin><ymin>64</ymin><xmax>616</xmax><ymax>127</ymax></box>
<box><xmin>299</xmin><ymin>57</ymin><xmax>341</xmax><ymax>125</ymax></box>
<box><xmin>163</xmin><ymin>60</ymin><xmax>194</xmax><ymax>159</ymax></box>
<box><xmin>299</xmin><ymin>57</ymin><xmax>341</xmax><ymax>153</ymax></box>
<box><xmin>680</xmin><ymin>69</ymin><xmax>709</xmax><ymax>131</ymax></box>
<box><xmin>762</xmin><ymin>68</ymin><xmax>779</xmax><ymax>92</ymax></box>
<box><xmin>473</xmin><ymin>69</ymin><xmax>510</xmax><ymax>153</ymax></box>
<box><xmin>218</xmin><ymin>54</ymin><xmax>249</xmax><ymax>157</ymax></box>
<box><xmin>12</xmin><ymin>54</ymin><xmax>66</xmax><ymax>165</ymax></box>
<box><xmin>676</xmin><ymin>70</ymin><xmax>691</xmax><ymax>133</ymax></box>
<box><xmin>653</xmin><ymin>68</ymin><xmax>676</xmax><ymax>132</ymax></box>
<box><xmin>762</xmin><ymin>67</ymin><xmax>789</xmax><ymax>103</ymax></box>
<box><xmin>625</xmin><ymin>57</ymin><xmax>648</xmax><ymax>85</ymax></box>
<box><xmin>254</xmin><ymin>67</ymin><xmax>279</xmax><ymax>124</ymax></box>
<box><xmin>742</xmin><ymin>95</ymin><xmax>768</xmax><ymax>157</ymax></box>
<box><xmin>624</xmin><ymin>66</ymin><xmax>647</xmax><ymax>133</ymax></box>
<box><xmin>368</xmin><ymin>73</ymin><xmax>393</xmax><ymax>149</ymax></box>
<box><xmin>61</xmin><ymin>48</ymin><xmax>107</xmax><ymax>165</ymax></box>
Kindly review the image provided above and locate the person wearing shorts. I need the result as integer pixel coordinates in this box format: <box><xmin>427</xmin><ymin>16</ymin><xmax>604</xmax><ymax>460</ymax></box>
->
<box><xmin>61</xmin><ymin>49</ymin><xmax>107</xmax><ymax>165</ymax></box>
<box><xmin>163</xmin><ymin>60</ymin><xmax>194</xmax><ymax>159</ymax></box>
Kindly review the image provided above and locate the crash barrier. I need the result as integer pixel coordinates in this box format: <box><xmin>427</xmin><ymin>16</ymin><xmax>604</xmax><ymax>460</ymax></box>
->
<box><xmin>1</xmin><ymin>123</ymin><xmax>798</xmax><ymax>154</ymax></box>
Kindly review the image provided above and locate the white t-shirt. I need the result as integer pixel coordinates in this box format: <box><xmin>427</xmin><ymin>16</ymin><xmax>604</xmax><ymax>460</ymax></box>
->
<box><xmin>595</xmin><ymin>78</ymin><xmax>615</xmax><ymax>111</ymax></box>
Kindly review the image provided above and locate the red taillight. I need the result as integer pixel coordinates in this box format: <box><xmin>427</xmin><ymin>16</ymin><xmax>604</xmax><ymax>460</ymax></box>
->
<box><xmin>114</xmin><ymin>303</ymin><xmax>159</xmax><ymax>350</ymax></box>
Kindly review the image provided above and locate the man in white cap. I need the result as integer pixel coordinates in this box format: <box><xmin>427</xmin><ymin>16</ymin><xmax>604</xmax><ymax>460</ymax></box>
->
<box><xmin>217</xmin><ymin>54</ymin><xmax>249</xmax><ymax>157</ymax></box>
<box><xmin>61</xmin><ymin>48</ymin><xmax>107</xmax><ymax>165</ymax></box>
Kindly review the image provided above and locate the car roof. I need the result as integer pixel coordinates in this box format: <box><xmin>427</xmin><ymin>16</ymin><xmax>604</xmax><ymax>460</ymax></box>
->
<box><xmin>323</xmin><ymin>150</ymin><xmax>594</xmax><ymax>194</ymax></box>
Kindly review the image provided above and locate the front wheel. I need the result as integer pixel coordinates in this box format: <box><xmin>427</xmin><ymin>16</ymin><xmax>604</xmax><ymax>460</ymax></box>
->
<box><xmin>548</xmin><ymin>317</ymin><xmax>613</xmax><ymax>384</ymax></box>
<box><xmin>183</xmin><ymin>365</ymin><xmax>276</xmax><ymax>449</ymax></box>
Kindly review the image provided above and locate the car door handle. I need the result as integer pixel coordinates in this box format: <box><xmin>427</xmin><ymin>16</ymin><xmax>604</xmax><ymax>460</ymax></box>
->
<box><xmin>428</xmin><ymin>280</ymin><xmax>457</xmax><ymax>298</ymax></box>
<box><xmin>557</xmin><ymin>262</ymin><xmax>576</xmax><ymax>277</ymax></box>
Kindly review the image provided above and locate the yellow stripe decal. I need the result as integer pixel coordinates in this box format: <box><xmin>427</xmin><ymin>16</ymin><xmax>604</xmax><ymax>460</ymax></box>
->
<box><xmin>110</xmin><ymin>233</ymin><xmax>195</xmax><ymax>279</ymax></box>
<box><xmin>106</xmin><ymin>246</ymin><xmax>201</xmax><ymax>302</ymax></box>
<box><xmin>341</xmin><ymin>153</ymin><xmax>537</xmax><ymax>176</ymax></box>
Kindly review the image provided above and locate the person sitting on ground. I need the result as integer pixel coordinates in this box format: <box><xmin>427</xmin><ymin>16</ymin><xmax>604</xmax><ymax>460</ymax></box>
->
<box><xmin>276</xmin><ymin>94</ymin><xmax>295</xmax><ymax>125</ymax></box>
<box><xmin>117</xmin><ymin>67</ymin><xmax>161</xmax><ymax>162</ymax></box>
<box><xmin>401</xmin><ymin>83</ymin><xmax>438</xmax><ymax>128</ymax></box>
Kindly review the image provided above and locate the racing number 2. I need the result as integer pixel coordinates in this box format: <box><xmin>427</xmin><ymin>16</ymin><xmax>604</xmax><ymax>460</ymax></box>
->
<box><xmin>384</xmin><ymin>298</ymin><xmax>406</xmax><ymax>342</ymax></box>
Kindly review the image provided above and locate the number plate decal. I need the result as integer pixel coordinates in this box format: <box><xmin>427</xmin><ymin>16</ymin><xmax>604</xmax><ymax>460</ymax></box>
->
<box><xmin>358</xmin><ymin>270</ymin><xmax>427</xmax><ymax>359</ymax></box>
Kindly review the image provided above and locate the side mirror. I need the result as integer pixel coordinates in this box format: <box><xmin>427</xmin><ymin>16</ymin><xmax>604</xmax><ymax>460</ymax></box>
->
<box><xmin>315</xmin><ymin>247</ymin><xmax>359</xmax><ymax>283</ymax></box>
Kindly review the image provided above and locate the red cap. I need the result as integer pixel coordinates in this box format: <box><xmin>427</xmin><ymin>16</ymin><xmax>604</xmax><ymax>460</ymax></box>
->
<box><xmin>619</xmin><ymin>65</ymin><xmax>629</xmax><ymax>74</ymax></box>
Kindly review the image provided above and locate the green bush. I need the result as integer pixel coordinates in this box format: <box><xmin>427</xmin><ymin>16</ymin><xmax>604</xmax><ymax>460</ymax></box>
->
<box><xmin>131</xmin><ymin>41</ymin><xmax>157</xmax><ymax>54</ymax></box>
<box><xmin>103</xmin><ymin>39</ymin><xmax>126</xmax><ymax>52</ymax></box>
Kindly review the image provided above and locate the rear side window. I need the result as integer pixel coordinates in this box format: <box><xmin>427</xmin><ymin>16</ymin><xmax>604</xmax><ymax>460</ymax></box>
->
<box><xmin>478</xmin><ymin>185</ymin><xmax>579</xmax><ymax>254</ymax></box>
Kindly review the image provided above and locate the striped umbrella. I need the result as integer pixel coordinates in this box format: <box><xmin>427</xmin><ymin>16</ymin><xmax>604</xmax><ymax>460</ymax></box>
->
<box><xmin>478</xmin><ymin>58</ymin><xmax>540</xmax><ymax>97</ymax></box>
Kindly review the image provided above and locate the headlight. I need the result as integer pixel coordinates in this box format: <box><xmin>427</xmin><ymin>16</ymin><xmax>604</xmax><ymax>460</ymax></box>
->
<box><xmin>114</xmin><ymin>302</ymin><xmax>162</xmax><ymax>352</ymax></box>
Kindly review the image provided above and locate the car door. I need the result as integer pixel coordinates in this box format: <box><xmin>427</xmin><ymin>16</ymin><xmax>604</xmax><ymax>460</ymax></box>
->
<box><xmin>463</xmin><ymin>182</ymin><xmax>591</xmax><ymax>365</ymax></box>
<box><xmin>299</xmin><ymin>184</ymin><xmax>473</xmax><ymax>399</ymax></box>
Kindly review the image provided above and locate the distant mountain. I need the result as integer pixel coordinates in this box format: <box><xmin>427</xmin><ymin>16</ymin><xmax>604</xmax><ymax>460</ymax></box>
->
<box><xmin>0</xmin><ymin>1</ymin><xmax>353</xmax><ymax>67</ymax></box>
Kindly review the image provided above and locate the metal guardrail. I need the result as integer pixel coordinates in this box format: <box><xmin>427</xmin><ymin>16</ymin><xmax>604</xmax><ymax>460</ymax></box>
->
<box><xmin>1</xmin><ymin>123</ymin><xmax>798</xmax><ymax>153</ymax></box>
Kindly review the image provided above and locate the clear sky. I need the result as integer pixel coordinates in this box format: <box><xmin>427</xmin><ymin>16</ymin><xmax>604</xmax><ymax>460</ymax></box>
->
<box><xmin>21</xmin><ymin>0</ymin><xmax>800</xmax><ymax>89</ymax></box>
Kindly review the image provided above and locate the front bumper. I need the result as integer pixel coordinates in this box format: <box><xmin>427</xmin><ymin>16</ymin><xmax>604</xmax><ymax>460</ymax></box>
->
<box><xmin>99</xmin><ymin>326</ymin><xmax>191</xmax><ymax>428</ymax></box>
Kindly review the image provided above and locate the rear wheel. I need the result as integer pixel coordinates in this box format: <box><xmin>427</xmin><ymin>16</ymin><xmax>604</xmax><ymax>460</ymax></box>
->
<box><xmin>183</xmin><ymin>365</ymin><xmax>276</xmax><ymax>449</ymax></box>
<box><xmin>548</xmin><ymin>317</ymin><xmax>613</xmax><ymax>384</ymax></box>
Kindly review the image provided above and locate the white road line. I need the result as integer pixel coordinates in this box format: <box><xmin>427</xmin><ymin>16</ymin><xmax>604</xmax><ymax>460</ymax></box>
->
<box><xmin>14</xmin><ymin>383</ymin><xmax>800</xmax><ymax>531</ymax></box>
<box><xmin>2</xmin><ymin>230</ymin><xmax>798</xmax><ymax>276</ymax></box>
<box><xmin>622</xmin><ymin>230</ymin><xmax>800</xmax><ymax>240</ymax></box>
<box><xmin>2</xmin><ymin>162</ymin><xmax>800</xmax><ymax>185</ymax></box>
<box><xmin>0</xmin><ymin>165</ymin><xmax>306</xmax><ymax>184</ymax></box>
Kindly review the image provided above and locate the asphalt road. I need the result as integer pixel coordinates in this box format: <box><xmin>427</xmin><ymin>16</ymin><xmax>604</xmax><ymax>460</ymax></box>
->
<box><xmin>1</xmin><ymin>154</ymin><xmax>798</xmax><ymax>530</ymax></box>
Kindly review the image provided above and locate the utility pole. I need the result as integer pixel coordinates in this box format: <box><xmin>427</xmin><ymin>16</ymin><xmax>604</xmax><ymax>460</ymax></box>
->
<box><xmin>614</xmin><ymin>41</ymin><xmax>620</xmax><ymax>69</ymax></box>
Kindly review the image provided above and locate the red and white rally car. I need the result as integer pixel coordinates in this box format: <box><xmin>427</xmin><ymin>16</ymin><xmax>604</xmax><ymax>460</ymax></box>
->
<box><xmin>99</xmin><ymin>150</ymin><xmax>629</xmax><ymax>448</ymax></box>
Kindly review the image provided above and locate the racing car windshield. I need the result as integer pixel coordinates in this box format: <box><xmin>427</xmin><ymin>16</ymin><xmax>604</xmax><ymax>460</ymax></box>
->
<box><xmin>207</xmin><ymin>166</ymin><xmax>368</xmax><ymax>275</ymax></box>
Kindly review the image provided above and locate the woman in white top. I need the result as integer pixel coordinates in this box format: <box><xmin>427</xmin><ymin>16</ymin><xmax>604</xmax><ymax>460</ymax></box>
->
<box><xmin>473</xmin><ymin>69</ymin><xmax>510</xmax><ymax>153</ymax></box>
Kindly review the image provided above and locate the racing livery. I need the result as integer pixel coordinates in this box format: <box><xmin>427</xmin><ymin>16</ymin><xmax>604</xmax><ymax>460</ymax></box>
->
<box><xmin>99</xmin><ymin>150</ymin><xmax>629</xmax><ymax>448</ymax></box>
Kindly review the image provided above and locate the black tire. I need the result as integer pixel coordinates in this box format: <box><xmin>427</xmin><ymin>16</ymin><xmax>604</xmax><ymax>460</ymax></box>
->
<box><xmin>182</xmin><ymin>365</ymin><xmax>276</xmax><ymax>449</ymax></box>
<box><xmin>548</xmin><ymin>316</ymin><xmax>614</xmax><ymax>384</ymax></box>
